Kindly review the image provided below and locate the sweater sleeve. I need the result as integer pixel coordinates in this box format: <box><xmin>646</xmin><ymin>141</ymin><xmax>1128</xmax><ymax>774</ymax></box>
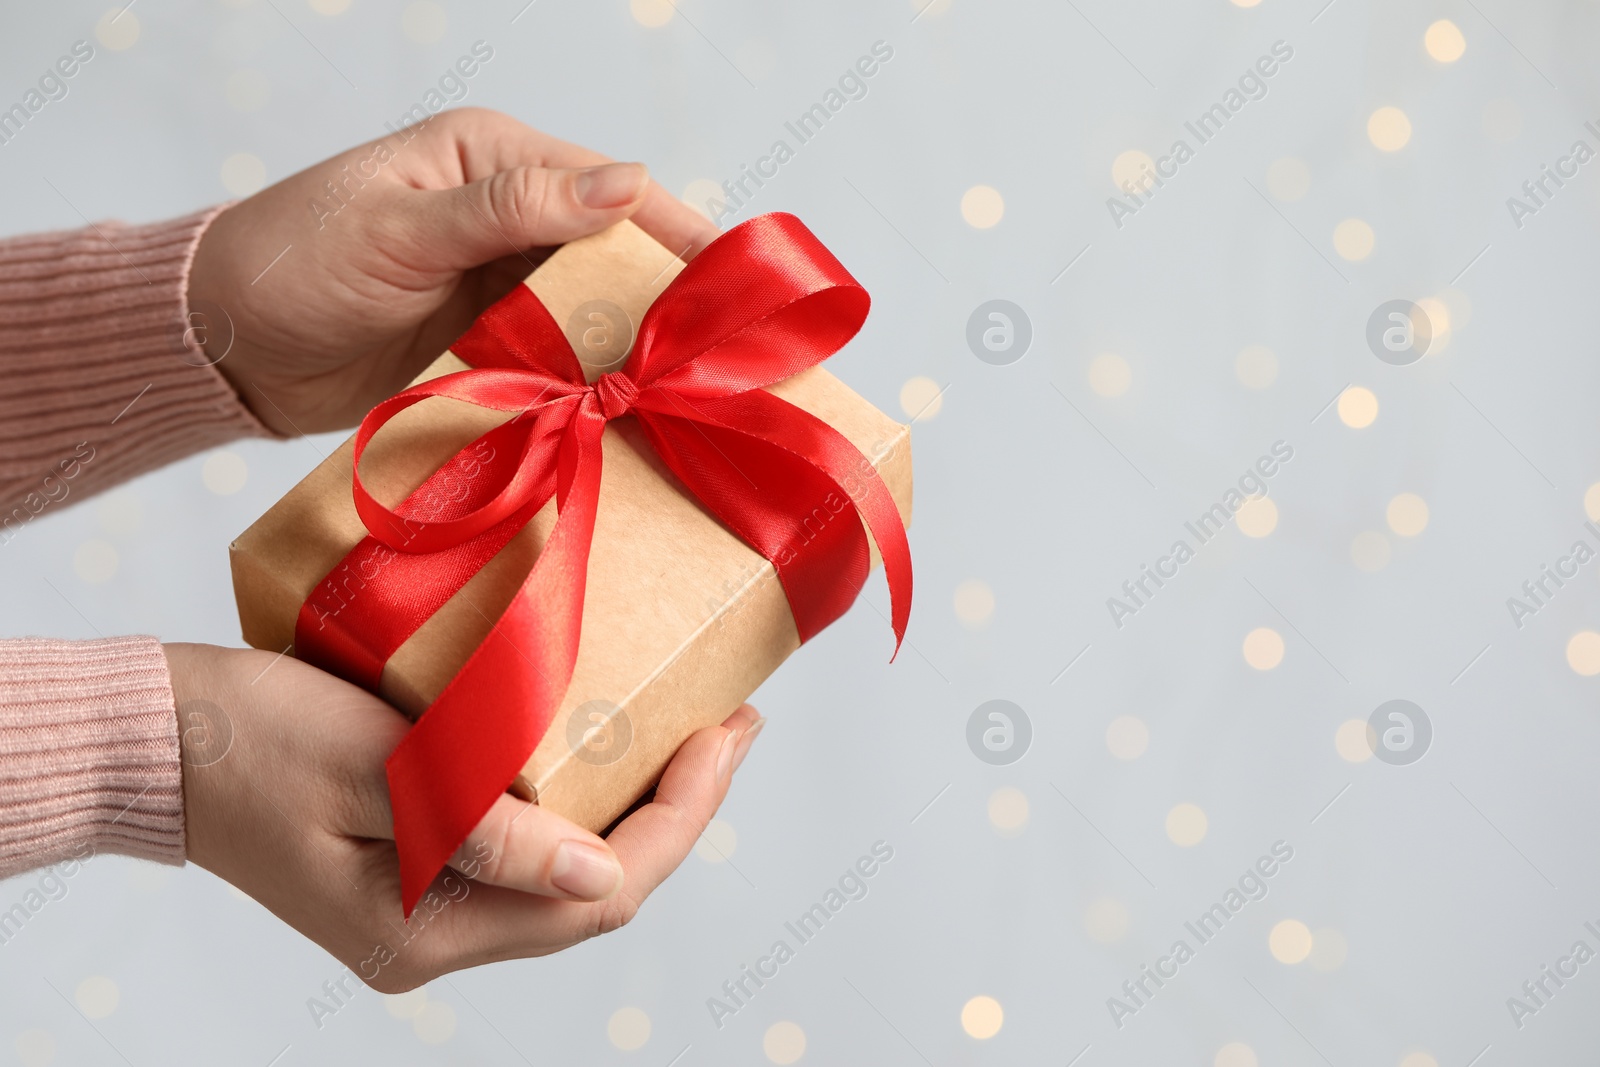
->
<box><xmin>0</xmin><ymin>207</ymin><xmax>270</xmax><ymax>873</ymax></box>
<box><xmin>0</xmin><ymin>204</ymin><xmax>271</xmax><ymax>514</ymax></box>
<box><xmin>0</xmin><ymin>637</ymin><xmax>184</xmax><ymax>872</ymax></box>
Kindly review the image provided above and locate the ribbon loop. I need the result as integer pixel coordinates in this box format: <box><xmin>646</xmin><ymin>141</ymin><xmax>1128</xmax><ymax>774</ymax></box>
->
<box><xmin>296</xmin><ymin>213</ymin><xmax>913</xmax><ymax>916</ymax></box>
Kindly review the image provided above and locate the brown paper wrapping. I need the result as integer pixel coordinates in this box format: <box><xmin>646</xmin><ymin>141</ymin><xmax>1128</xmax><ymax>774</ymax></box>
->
<box><xmin>229</xmin><ymin>220</ymin><xmax>912</xmax><ymax>834</ymax></box>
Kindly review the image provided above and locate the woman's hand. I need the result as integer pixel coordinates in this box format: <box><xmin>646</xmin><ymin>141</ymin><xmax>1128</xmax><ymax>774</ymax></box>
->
<box><xmin>165</xmin><ymin>642</ymin><xmax>763</xmax><ymax>991</ymax></box>
<box><xmin>186</xmin><ymin>107</ymin><xmax>719</xmax><ymax>435</ymax></box>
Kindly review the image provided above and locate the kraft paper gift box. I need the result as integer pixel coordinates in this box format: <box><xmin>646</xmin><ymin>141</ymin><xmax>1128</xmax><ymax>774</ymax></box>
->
<box><xmin>229</xmin><ymin>219</ymin><xmax>913</xmax><ymax>834</ymax></box>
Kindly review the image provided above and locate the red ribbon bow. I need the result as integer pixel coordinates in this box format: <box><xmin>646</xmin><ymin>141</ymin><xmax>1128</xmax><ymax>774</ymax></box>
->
<box><xmin>294</xmin><ymin>213</ymin><xmax>912</xmax><ymax>916</ymax></box>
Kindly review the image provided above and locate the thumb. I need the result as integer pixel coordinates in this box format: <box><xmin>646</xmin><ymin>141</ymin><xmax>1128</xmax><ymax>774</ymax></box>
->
<box><xmin>417</xmin><ymin>161</ymin><xmax>650</xmax><ymax>270</ymax></box>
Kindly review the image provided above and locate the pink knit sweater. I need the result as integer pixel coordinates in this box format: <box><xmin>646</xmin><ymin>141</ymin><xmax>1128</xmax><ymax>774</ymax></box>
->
<box><xmin>0</xmin><ymin>207</ymin><xmax>266</xmax><ymax>875</ymax></box>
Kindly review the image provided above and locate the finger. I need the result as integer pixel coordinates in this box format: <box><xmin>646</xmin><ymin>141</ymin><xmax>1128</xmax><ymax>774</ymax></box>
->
<box><xmin>414</xmin><ymin>110</ymin><xmax>721</xmax><ymax>259</ymax></box>
<box><xmin>411</xmin><ymin>162</ymin><xmax>652</xmax><ymax>271</ymax></box>
<box><xmin>634</xmin><ymin>188</ymin><xmax>723</xmax><ymax>263</ymax></box>
<box><xmin>601</xmin><ymin>703</ymin><xmax>764</xmax><ymax>900</ymax></box>
<box><xmin>446</xmin><ymin>793</ymin><xmax>624</xmax><ymax>902</ymax></box>
<box><xmin>418</xmin><ymin>704</ymin><xmax>765</xmax><ymax>969</ymax></box>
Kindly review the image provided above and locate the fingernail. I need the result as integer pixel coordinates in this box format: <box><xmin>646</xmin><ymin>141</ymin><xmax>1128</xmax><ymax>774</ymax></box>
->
<box><xmin>731</xmin><ymin>717</ymin><xmax>766</xmax><ymax>775</ymax></box>
<box><xmin>716</xmin><ymin>728</ymin><xmax>739</xmax><ymax>786</ymax></box>
<box><xmin>576</xmin><ymin>162</ymin><xmax>647</xmax><ymax>209</ymax></box>
<box><xmin>551</xmin><ymin>839</ymin><xmax>623</xmax><ymax>900</ymax></box>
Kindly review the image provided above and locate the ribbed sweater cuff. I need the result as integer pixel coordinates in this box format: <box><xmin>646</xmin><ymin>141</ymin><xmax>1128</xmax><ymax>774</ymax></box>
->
<box><xmin>0</xmin><ymin>636</ymin><xmax>184</xmax><ymax>873</ymax></box>
<box><xmin>0</xmin><ymin>205</ymin><xmax>271</xmax><ymax>515</ymax></box>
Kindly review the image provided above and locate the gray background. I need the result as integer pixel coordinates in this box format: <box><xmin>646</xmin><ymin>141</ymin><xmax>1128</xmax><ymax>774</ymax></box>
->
<box><xmin>1</xmin><ymin>0</ymin><xmax>1597</xmax><ymax>1064</ymax></box>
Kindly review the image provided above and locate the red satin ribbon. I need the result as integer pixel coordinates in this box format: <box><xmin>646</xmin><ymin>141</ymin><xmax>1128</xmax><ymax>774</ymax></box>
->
<box><xmin>293</xmin><ymin>213</ymin><xmax>912</xmax><ymax>916</ymax></box>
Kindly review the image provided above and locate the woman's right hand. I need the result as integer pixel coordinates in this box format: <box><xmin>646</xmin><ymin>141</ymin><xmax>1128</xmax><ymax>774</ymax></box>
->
<box><xmin>164</xmin><ymin>642</ymin><xmax>763</xmax><ymax>991</ymax></box>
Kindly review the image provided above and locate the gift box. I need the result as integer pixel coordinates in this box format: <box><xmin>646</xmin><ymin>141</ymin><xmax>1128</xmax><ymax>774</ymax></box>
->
<box><xmin>229</xmin><ymin>216</ymin><xmax>912</xmax><ymax>908</ymax></box>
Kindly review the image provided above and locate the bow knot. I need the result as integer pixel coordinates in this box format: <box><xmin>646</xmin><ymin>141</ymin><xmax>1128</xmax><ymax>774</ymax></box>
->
<box><xmin>593</xmin><ymin>371</ymin><xmax>639</xmax><ymax>420</ymax></box>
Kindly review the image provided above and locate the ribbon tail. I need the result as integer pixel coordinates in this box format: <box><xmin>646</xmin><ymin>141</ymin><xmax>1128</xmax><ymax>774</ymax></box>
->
<box><xmin>386</xmin><ymin>410</ymin><xmax>607</xmax><ymax>917</ymax></box>
<box><xmin>642</xmin><ymin>389</ymin><xmax>913</xmax><ymax>657</ymax></box>
<box><xmin>730</xmin><ymin>391</ymin><xmax>912</xmax><ymax>656</ymax></box>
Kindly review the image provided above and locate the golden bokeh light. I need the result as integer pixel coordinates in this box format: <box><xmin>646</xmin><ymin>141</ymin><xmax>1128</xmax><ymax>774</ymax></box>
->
<box><xmin>1106</xmin><ymin>715</ymin><xmax>1149</xmax><ymax>759</ymax></box>
<box><xmin>1112</xmin><ymin>150</ymin><xmax>1155</xmax><ymax>192</ymax></box>
<box><xmin>1415</xmin><ymin>296</ymin><xmax>1452</xmax><ymax>355</ymax></box>
<box><xmin>413</xmin><ymin>1000</ymin><xmax>456</xmax><ymax>1044</ymax></box>
<box><xmin>384</xmin><ymin>990</ymin><xmax>428</xmax><ymax>1020</ymax></box>
<box><xmin>630</xmin><ymin>0</ymin><xmax>675</xmax><ymax>27</ymax></box>
<box><xmin>220</xmin><ymin>153</ymin><xmax>267</xmax><ymax>198</ymax></box>
<box><xmin>73</xmin><ymin>540</ymin><xmax>119</xmax><ymax>585</ymax></box>
<box><xmin>1235</xmin><ymin>344</ymin><xmax>1277</xmax><ymax>389</ymax></box>
<box><xmin>1088</xmin><ymin>353</ymin><xmax>1132</xmax><ymax>397</ymax></box>
<box><xmin>1166</xmin><ymin>802</ymin><xmax>1208</xmax><ymax>846</ymax></box>
<box><xmin>681</xmin><ymin>178</ymin><xmax>724</xmax><ymax>221</ymax></box>
<box><xmin>95</xmin><ymin>9</ymin><xmax>139</xmax><ymax>50</ymax></box>
<box><xmin>1084</xmin><ymin>896</ymin><xmax>1130</xmax><ymax>943</ymax></box>
<box><xmin>400</xmin><ymin>1</ymin><xmax>448</xmax><ymax>44</ymax></box>
<box><xmin>75</xmin><ymin>976</ymin><xmax>119</xmax><ymax>1018</ymax></box>
<box><xmin>900</xmin><ymin>376</ymin><xmax>944</xmax><ymax>420</ymax></box>
<box><xmin>1215</xmin><ymin>1042</ymin><xmax>1259</xmax><ymax>1067</ymax></box>
<box><xmin>961</xmin><ymin>995</ymin><xmax>1004</xmax><ymax>1039</ymax></box>
<box><xmin>1236</xmin><ymin>496</ymin><xmax>1278</xmax><ymax>538</ymax></box>
<box><xmin>608</xmin><ymin>1007</ymin><xmax>651</xmax><ymax>1051</ymax></box>
<box><xmin>764</xmin><ymin>1021</ymin><xmax>807</xmax><ymax>1064</ymax></box>
<box><xmin>1242</xmin><ymin>627</ymin><xmax>1284</xmax><ymax>670</ymax></box>
<box><xmin>1333</xmin><ymin>218</ymin><xmax>1376</xmax><ymax>261</ymax></box>
<box><xmin>1335</xmin><ymin>719</ymin><xmax>1373</xmax><ymax>763</ymax></box>
<box><xmin>1269</xmin><ymin>919</ymin><xmax>1314</xmax><ymax>963</ymax></box>
<box><xmin>694</xmin><ymin>818</ymin><xmax>738</xmax><ymax>862</ymax></box>
<box><xmin>1387</xmin><ymin>493</ymin><xmax>1429</xmax><ymax>536</ymax></box>
<box><xmin>961</xmin><ymin>185</ymin><xmax>1005</xmax><ymax>228</ymax></box>
<box><xmin>988</xmin><ymin>787</ymin><xmax>1029</xmax><ymax>836</ymax></box>
<box><xmin>1567</xmin><ymin>631</ymin><xmax>1600</xmax><ymax>676</ymax></box>
<box><xmin>1368</xmin><ymin>106</ymin><xmax>1412</xmax><ymax>151</ymax></box>
<box><xmin>954</xmin><ymin>579</ymin><xmax>995</xmax><ymax>628</ymax></box>
<box><xmin>1337</xmin><ymin>386</ymin><xmax>1378</xmax><ymax>428</ymax></box>
<box><xmin>1425</xmin><ymin>20</ymin><xmax>1466</xmax><ymax>62</ymax></box>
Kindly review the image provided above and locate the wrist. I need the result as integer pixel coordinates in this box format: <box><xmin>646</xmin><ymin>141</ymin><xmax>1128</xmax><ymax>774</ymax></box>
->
<box><xmin>183</xmin><ymin>203</ymin><xmax>241</xmax><ymax>386</ymax></box>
